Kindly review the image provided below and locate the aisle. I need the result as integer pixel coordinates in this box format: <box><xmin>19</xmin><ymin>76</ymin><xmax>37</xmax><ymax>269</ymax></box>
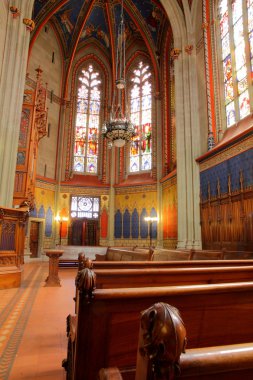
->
<box><xmin>0</xmin><ymin>263</ymin><xmax>76</xmax><ymax>380</ymax></box>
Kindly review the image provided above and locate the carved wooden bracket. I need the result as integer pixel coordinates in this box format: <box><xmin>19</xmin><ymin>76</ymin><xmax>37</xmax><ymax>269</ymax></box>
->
<box><xmin>139</xmin><ymin>302</ymin><xmax>187</xmax><ymax>379</ymax></box>
<box><xmin>75</xmin><ymin>268</ymin><xmax>96</xmax><ymax>301</ymax></box>
<box><xmin>78</xmin><ymin>253</ymin><xmax>93</xmax><ymax>270</ymax></box>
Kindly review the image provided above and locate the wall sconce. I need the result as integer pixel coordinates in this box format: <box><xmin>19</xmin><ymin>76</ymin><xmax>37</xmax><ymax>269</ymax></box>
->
<box><xmin>55</xmin><ymin>215</ymin><xmax>69</xmax><ymax>246</ymax></box>
<box><xmin>144</xmin><ymin>216</ymin><xmax>158</xmax><ymax>248</ymax></box>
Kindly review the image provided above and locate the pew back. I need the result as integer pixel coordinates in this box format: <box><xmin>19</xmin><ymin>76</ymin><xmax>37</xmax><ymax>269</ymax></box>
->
<box><xmin>94</xmin><ymin>266</ymin><xmax>253</xmax><ymax>289</ymax></box>
<box><xmin>91</xmin><ymin>259</ymin><xmax>253</xmax><ymax>270</ymax></box>
<box><xmin>74</xmin><ymin>282</ymin><xmax>253</xmax><ymax>379</ymax></box>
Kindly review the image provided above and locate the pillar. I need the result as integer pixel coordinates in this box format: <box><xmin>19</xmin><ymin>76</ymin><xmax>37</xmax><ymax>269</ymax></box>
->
<box><xmin>0</xmin><ymin>0</ymin><xmax>35</xmax><ymax>207</ymax></box>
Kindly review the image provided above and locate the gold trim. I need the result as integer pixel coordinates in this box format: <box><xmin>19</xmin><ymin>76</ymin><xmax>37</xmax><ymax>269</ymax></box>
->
<box><xmin>199</xmin><ymin>136</ymin><xmax>253</xmax><ymax>172</ymax></box>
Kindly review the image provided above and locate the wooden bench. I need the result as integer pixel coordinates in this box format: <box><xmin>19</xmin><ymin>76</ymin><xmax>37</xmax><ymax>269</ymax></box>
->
<box><xmin>65</xmin><ymin>281</ymin><xmax>253</xmax><ymax>379</ymax></box>
<box><xmin>99</xmin><ymin>303</ymin><xmax>253</xmax><ymax>380</ymax></box>
<box><xmin>78</xmin><ymin>252</ymin><xmax>253</xmax><ymax>271</ymax></box>
<box><xmin>95</xmin><ymin>247</ymin><xmax>152</xmax><ymax>261</ymax></box>
<box><xmin>94</xmin><ymin>266</ymin><xmax>253</xmax><ymax>289</ymax></box>
<box><xmin>99</xmin><ymin>343</ymin><xmax>253</xmax><ymax>380</ymax></box>
<box><xmin>59</xmin><ymin>247</ymin><xmax>253</xmax><ymax>268</ymax></box>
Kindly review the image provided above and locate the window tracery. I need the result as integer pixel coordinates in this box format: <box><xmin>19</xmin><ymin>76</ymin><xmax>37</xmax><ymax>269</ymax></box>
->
<box><xmin>219</xmin><ymin>0</ymin><xmax>253</xmax><ymax>128</ymax></box>
<box><xmin>73</xmin><ymin>65</ymin><xmax>101</xmax><ymax>174</ymax></box>
<box><xmin>129</xmin><ymin>61</ymin><xmax>152</xmax><ymax>173</ymax></box>
<box><xmin>70</xmin><ymin>196</ymin><xmax>99</xmax><ymax>219</ymax></box>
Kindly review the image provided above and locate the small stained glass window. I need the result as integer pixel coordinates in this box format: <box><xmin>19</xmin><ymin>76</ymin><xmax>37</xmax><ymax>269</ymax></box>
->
<box><xmin>73</xmin><ymin>65</ymin><xmax>101</xmax><ymax>173</ymax></box>
<box><xmin>70</xmin><ymin>196</ymin><xmax>100</xmax><ymax>219</ymax></box>
<box><xmin>129</xmin><ymin>62</ymin><xmax>152</xmax><ymax>173</ymax></box>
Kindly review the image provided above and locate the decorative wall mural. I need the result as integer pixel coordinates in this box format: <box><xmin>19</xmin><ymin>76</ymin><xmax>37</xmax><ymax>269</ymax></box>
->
<box><xmin>100</xmin><ymin>207</ymin><xmax>108</xmax><ymax>239</ymax></box>
<box><xmin>31</xmin><ymin>187</ymin><xmax>56</xmax><ymax>238</ymax></box>
<box><xmin>200</xmin><ymin>149</ymin><xmax>253</xmax><ymax>201</ymax></box>
<box><xmin>114</xmin><ymin>190</ymin><xmax>157</xmax><ymax>240</ymax></box>
<box><xmin>45</xmin><ymin>207</ymin><xmax>53</xmax><ymax>237</ymax></box>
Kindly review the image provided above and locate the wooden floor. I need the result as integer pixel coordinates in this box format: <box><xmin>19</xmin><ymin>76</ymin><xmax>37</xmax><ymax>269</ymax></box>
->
<box><xmin>0</xmin><ymin>262</ymin><xmax>76</xmax><ymax>380</ymax></box>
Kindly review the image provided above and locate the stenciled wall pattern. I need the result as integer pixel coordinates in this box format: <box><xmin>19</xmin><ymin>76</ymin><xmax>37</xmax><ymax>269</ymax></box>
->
<box><xmin>199</xmin><ymin>146</ymin><xmax>253</xmax><ymax>251</ymax></box>
<box><xmin>200</xmin><ymin>149</ymin><xmax>253</xmax><ymax>200</ymax></box>
<box><xmin>114</xmin><ymin>190</ymin><xmax>157</xmax><ymax>242</ymax></box>
<box><xmin>29</xmin><ymin>187</ymin><xmax>56</xmax><ymax>238</ymax></box>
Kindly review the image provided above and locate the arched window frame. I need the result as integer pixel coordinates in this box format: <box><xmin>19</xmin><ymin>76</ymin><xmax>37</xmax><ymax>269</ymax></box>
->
<box><xmin>127</xmin><ymin>59</ymin><xmax>154</xmax><ymax>174</ymax></box>
<box><xmin>217</xmin><ymin>0</ymin><xmax>253</xmax><ymax>129</ymax></box>
<box><xmin>72</xmin><ymin>63</ymin><xmax>103</xmax><ymax>175</ymax></box>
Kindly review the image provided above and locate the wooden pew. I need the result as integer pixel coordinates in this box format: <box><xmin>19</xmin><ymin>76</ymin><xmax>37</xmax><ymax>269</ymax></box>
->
<box><xmin>93</xmin><ymin>266</ymin><xmax>253</xmax><ymax>289</ymax></box>
<box><xmin>90</xmin><ymin>259</ymin><xmax>253</xmax><ymax>270</ymax></box>
<box><xmin>99</xmin><ymin>303</ymin><xmax>253</xmax><ymax>380</ymax></box>
<box><xmin>66</xmin><ymin>281</ymin><xmax>253</xmax><ymax>379</ymax></box>
<box><xmin>95</xmin><ymin>247</ymin><xmax>152</xmax><ymax>261</ymax></box>
<box><xmin>179</xmin><ymin>343</ymin><xmax>253</xmax><ymax>379</ymax></box>
<box><xmin>59</xmin><ymin>247</ymin><xmax>253</xmax><ymax>268</ymax></box>
<box><xmin>74</xmin><ymin>264</ymin><xmax>253</xmax><ymax>313</ymax></box>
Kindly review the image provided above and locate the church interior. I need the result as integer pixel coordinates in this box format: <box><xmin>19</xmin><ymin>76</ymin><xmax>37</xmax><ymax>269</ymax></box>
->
<box><xmin>1</xmin><ymin>0</ymin><xmax>253</xmax><ymax>379</ymax></box>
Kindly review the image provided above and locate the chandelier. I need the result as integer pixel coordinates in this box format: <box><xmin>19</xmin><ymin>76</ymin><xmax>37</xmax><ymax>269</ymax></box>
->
<box><xmin>102</xmin><ymin>0</ymin><xmax>134</xmax><ymax>148</ymax></box>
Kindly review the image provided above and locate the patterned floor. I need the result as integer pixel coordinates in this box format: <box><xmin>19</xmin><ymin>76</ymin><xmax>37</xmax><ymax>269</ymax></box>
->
<box><xmin>0</xmin><ymin>263</ymin><xmax>76</xmax><ymax>380</ymax></box>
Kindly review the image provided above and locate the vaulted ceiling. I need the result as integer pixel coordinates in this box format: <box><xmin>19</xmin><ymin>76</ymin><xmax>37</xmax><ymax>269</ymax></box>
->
<box><xmin>32</xmin><ymin>0</ymin><xmax>172</xmax><ymax>61</ymax></box>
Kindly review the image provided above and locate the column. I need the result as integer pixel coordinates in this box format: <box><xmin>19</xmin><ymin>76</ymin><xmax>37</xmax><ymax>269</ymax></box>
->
<box><xmin>108</xmin><ymin>146</ymin><xmax>116</xmax><ymax>246</ymax></box>
<box><xmin>155</xmin><ymin>93</ymin><xmax>163</xmax><ymax>248</ymax></box>
<box><xmin>0</xmin><ymin>0</ymin><xmax>35</xmax><ymax>207</ymax></box>
<box><xmin>173</xmin><ymin>46</ymin><xmax>202</xmax><ymax>250</ymax></box>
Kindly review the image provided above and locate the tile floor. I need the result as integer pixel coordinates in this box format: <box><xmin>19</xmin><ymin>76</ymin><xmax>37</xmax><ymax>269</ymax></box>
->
<box><xmin>0</xmin><ymin>262</ymin><xmax>76</xmax><ymax>380</ymax></box>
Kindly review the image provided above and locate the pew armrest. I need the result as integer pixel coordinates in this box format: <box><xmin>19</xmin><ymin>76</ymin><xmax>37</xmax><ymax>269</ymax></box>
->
<box><xmin>180</xmin><ymin>342</ymin><xmax>253</xmax><ymax>376</ymax></box>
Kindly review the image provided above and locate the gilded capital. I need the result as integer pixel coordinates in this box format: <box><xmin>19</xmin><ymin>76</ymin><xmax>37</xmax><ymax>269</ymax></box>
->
<box><xmin>10</xmin><ymin>6</ymin><xmax>20</xmax><ymax>18</ymax></box>
<box><xmin>170</xmin><ymin>48</ymin><xmax>181</xmax><ymax>60</ymax></box>
<box><xmin>23</xmin><ymin>18</ymin><xmax>35</xmax><ymax>32</ymax></box>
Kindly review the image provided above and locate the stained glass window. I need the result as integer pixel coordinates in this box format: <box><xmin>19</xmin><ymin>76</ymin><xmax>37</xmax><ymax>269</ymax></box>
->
<box><xmin>70</xmin><ymin>196</ymin><xmax>100</xmax><ymax>219</ymax></box>
<box><xmin>130</xmin><ymin>62</ymin><xmax>152</xmax><ymax>173</ymax></box>
<box><xmin>73</xmin><ymin>65</ymin><xmax>101</xmax><ymax>173</ymax></box>
<box><xmin>219</xmin><ymin>0</ymin><xmax>252</xmax><ymax>128</ymax></box>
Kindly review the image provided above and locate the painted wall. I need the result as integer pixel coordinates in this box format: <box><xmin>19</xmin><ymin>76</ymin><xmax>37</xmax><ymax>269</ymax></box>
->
<box><xmin>162</xmin><ymin>175</ymin><xmax>177</xmax><ymax>248</ymax></box>
<box><xmin>199</xmin><ymin>138</ymin><xmax>253</xmax><ymax>250</ymax></box>
<box><xmin>200</xmin><ymin>149</ymin><xmax>253</xmax><ymax>200</ymax></box>
<box><xmin>29</xmin><ymin>185</ymin><xmax>56</xmax><ymax>248</ymax></box>
<box><xmin>114</xmin><ymin>188</ymin><xmax>158</xmax><ymax>247</ymax></box>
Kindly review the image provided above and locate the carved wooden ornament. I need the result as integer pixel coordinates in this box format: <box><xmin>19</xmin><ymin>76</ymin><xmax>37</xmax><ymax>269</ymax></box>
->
<box><xmin>75</xmin><ymin>268</ymin><xmax>96</xmax><ymax>301</ymax></box>
<box><xmin>139</xmin><ymin>302</ymin><xmax>187</xmax><ymax>379</ymax></box>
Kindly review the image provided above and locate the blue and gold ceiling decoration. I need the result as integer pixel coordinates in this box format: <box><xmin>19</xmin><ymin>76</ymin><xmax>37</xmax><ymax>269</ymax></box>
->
<box><xmin>33</xmin><ymin>0</ymin><xmax>170</xmax><ymax>60</ymax></box>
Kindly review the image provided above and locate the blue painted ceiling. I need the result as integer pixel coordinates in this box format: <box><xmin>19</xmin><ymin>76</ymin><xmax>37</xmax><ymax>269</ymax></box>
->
<box><xmin>33</xmin><ymin>0</ymin><xmax>171</xmax><ymax>58</ymax></box>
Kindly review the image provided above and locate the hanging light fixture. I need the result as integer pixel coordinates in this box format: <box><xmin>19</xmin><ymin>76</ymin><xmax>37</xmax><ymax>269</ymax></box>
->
<box><xmin>102</xmin><ymin>0</ymin><xmax>134</xmax><ymax>148</ymax></box>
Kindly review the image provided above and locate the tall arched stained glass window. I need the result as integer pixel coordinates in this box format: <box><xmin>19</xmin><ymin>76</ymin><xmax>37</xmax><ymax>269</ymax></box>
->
<box><xmin>73</xmin><ymin>65</ymin><xmax>101</xmax><ymax>174</ymax></box>
<box><xmin>219</xmin><ymin>0</ymin><xmax>252</xmax><ymax>128</ymax></box>
<box><xmin>130</xmin><ymin>62</ymin><xmax>152</xmax><ymax>173</ymax></box>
